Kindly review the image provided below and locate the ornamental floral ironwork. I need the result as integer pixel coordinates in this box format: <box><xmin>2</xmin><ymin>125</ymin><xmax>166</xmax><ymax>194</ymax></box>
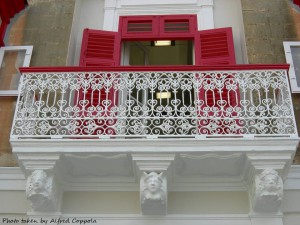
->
<box><xmin>11</xmin><ymin>69</ymin><xmax>297</xmax><ymax>138</ymax></box>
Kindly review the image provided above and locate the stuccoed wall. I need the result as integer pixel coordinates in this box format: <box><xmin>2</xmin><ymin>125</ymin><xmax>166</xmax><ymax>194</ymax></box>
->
<box><xmin>23</xmin><ymin>0</ymin><xmax>75</xmax><ymax>66</ymax></box>
<box><xmin>241</xmin><ymin>0</ymin><xmax>300</xmax><ymax>163</ymax></box>
<box><xmin>0</xmin><ymin>0</ymin><xmax>75</xmax><ymax>166</ymax></box>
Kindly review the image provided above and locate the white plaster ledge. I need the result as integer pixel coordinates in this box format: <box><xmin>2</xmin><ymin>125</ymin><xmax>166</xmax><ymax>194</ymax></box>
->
<box><xmin>0</xmin><ymin>167</ymin><xmax>26</xmax><ymax>190</ymax></box>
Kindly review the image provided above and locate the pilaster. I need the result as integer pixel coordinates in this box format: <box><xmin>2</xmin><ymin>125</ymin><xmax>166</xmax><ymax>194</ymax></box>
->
<box><xmin>197</xmin><ymin>0</ymin><xmax>214</xmax><ymax>30</ymax></box>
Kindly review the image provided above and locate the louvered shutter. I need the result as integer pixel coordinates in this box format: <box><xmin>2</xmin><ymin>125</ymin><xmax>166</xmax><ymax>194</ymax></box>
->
<box><xmin>159</xmin><ymin>15</ymin><xmax>197</xmax><ymax>38</ymax></box>
<box><xmin>77</xmin><ymin>29</ymin><xmax>120</xmax><ymax>135</ymax></box>
<box><xmin>119</xmin><ymin>15</ymin><xmax>197</xmax><ymax>40</ymax></box>
<box><xmin>119</xmin><ymin>16</ymin><xmax>159</xmax><ymax>39</ymax></box>
<box><xmin>80</xmin><ymin>29</ymin><xmax>120</xmax><ymax>66</ymax></box>
<box><xmin>195</xmin><ymin>27</ymin><xmax>240</xmax><ymax>135</ymax></box>
<box><xmin>195</xmin><ymin>27</ymin><xmax>236</xmax><ymax>65</ymax></box>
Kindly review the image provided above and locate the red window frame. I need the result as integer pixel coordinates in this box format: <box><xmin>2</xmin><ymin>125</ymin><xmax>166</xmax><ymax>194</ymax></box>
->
<box><xmin>119</xmin><ymin>14</ymin><xmax>197</xmax><ymax>40</ymax></box>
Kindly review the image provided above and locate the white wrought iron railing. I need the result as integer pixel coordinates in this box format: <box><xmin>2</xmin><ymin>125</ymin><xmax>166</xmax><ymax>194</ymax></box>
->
<box><xmin>10</xmin><ymin>65</ymin><xmax>298</xmax><ymax>139</ymax></box>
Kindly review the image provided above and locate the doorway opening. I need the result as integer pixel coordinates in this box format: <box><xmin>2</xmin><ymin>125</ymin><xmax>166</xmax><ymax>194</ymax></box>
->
<box><xmin>123</xmin><ymin>40</ymin><xmax>193</xmax><ymax>66</ymax></box>
<box><xmin>121</xmin><ymin>40</ymin><xmax>196</xmax><ymax>136</ymax></box>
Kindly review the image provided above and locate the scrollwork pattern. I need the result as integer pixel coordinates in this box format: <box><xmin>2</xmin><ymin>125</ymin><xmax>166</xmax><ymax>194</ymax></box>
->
<box><xmin>11</xmin><ymin>70</ymin><xmax>296</xmax><ymax>137</ymax></box>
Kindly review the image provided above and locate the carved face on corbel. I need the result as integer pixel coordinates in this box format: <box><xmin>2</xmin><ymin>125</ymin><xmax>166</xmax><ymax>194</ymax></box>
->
<box><xmin>141</xmin><ymin>172</ymin><xmax>165</xmax><ymax>203</ymax></box>
<box><xmin>32</xmin><ymin>170</ymin><xmax>47</xmax><ymax>192</ymax></box>
<box><xmin>253</xmin><ymin>169</ymin><xmax>283</xmax><ymax>212</ymax></box>
<box><xmin>145</xmin><ymin>172</ymin><xmax>163</xmax><ymax>193</ymax></box>
<box><xmin>27</xmin><ymin>170</ymin><xmax>48</xmax><ymax>194</ymax></box>
<box><xmin>257</xmin><ymin>169</ymin><xmax>283</xmax><ymax>197</ymax></box>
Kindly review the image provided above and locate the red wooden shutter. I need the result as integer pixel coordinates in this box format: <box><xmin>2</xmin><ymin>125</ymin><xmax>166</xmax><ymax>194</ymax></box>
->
<box><xmin>159</xmin><ymin>15</ymin><xmax>197</xmax><ymax>38</ymax></box>
<box><xmin>119</xmin><ymin>16</ymin><xmax>159</xmax><ymax>39</ymax></box>
<box><xmin>80</xmin><ymin>29</ymin><xmax>120</xmax><ymax>66</ymax></box>
<box><xmin>119</xmin><ymin>15</ymin><xmax>197</xmax><ymax>40</ymax></box>
<box><xmin>195</xmin><ymin>27</ymin><xmax>236</xmax><ymax>65</ymax></box>
<box><xmin>77</xmin><ymin>29</ymin><xmax>120</xmax><ymax>135</ymax></box>
<box><xmin>195</xmin><ymin>27</ymin><xmax>240</xmax><ymax>135</ymax></box>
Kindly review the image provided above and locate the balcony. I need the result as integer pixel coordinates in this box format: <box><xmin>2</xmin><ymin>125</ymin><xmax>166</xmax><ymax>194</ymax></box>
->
<box><xmin>10</xmin><ymin>65</ymin><xmax>298</xmax><ymax>139</ymax></box>
<box><xmin>9</xmin><ymin>65</ymin><xmax>299</xmax><ymax>212</ymax></box>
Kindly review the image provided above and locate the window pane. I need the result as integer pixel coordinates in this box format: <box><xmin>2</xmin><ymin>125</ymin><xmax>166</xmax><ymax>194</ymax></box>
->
<box><xmin>291</xmin><ymin>46</ymin><xmax>300</xmax><ymax>87</ymax></box>
<box><xmin>0</xmin><ymin>50</ymin><xmax>26</xmax><ymax>91</ymax></box>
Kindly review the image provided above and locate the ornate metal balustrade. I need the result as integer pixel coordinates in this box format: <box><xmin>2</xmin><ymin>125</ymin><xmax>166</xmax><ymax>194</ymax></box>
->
<box><xmin>10</xmin><ymin>65</ymin><xmax>297</xmax><ymax>139</ymax></box>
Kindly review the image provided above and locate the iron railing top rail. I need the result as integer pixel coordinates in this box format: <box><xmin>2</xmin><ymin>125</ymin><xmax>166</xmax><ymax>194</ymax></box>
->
<box><xmin>19</xmin><ymin>64</ymin><xmax>290</xmax><ymax>73</ymax></box>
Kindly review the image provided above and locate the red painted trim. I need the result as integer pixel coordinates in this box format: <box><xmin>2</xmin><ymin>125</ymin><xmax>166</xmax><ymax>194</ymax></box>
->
<box><xmin>0</xmin><ymin>22</ymin><xmax>8</xmax><ymax>46</ymax></box>
<box><xmin>19</xmin><ymin>64</ymin><xmax>290</xmax><ymax>73</ymax></box>
<box><xmin>294</xmin><ymin>0</ymin><xmax>300</xmax><ymax>7</ymax></box>
<box><xmin>0</xmin><ymin>0</ymin><xmax>28</xmax><ymax>46</ymax></box>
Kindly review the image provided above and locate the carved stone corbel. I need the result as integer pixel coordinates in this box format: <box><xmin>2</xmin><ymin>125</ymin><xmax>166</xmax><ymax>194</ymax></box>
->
<box><xmin>26</xmin><ymin>170</ymin><xmax>60</xmax><ymax>212</ymax></box>
<box><xmin>140</xmin><ymin>172</ymin><xmax>167</xmax><ymax>215</ymax></box>
<box><xmin>252</xmin><ymin>169</ymin><xmax>283</xmax><ymax>213</ymax></box>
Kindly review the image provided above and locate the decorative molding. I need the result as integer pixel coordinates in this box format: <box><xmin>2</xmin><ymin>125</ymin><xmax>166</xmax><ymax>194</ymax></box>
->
<box><xmin>179</xmin><ymin>153</ymin><xmax>242</xmax><ymax>160</ymax></box>
<box><xmin>2</xmin><ymin>165</ymin><xmax>300</xmax><ymax>193</ymax></box>
<box><xmin>102</xmin><ymin>0</ymin><xmax>215</xmax><ymax>31</ymax></box>
<box><xmin>140</xmin><ymin>172</ymin><xmax>167</xmax><ymax>215</ymax></box>
<box><xmin>244</xmin><ymin>153</ymin><xmax>294</xmax><ymax>187</ymax></box>
<box><xmin>132</xmin><ymin>153</ymin><xmax>175</xmax><ymax>173</ymax></box>
<box><xmin>14</xmin><ymin>153</ymin><xmax>61</xmax><ymax>172</ymax></box>
<box><xmin>62</xmin><ymin>153</ymin><xmax>133</xmax><ymax>177</ymax></box>
<box><xmin>0</xmin><ymin>167</ymin><xmax>26</xmax><ymax>190</ymax></box>
<box><xmin>198</xmin><ymin>0</ymin><xmax>213</xmax><ymax>5</ymax></box>
<box><xmin>175</xmin><ymin>153</ymin><xmax>245</xmax><ymax>177</ymax></box>
<box><xmin>10</xmin><ymin>138</ymin><xmax>300</xmax><ymax>153</ymax></box>
<box><xmin>251</xmin><ymin>169</ymin><xmax>283</xmax><ymax>213</ymax></box>
<box><xmin>26</xmin><ymin>170</ymin><xmax>61</xmax><ymax>212</ymax></box>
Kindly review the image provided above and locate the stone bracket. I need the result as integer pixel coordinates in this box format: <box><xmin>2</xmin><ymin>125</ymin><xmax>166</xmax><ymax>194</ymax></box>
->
<box><xmin>245</xmin><ymin>153</ymin><xmax>292</xmax><ymax>214</ymax></box>
<box><xmin>26</xmin><ymin>169</ymin><xmax>62</xmax><ymax>212</ymax></box>
<box><xmin>14</xmin><ymin>153</ymin><xmax>63</xmax><ymax>213</ymax></box>
<box><xmin>140</xmin><ymin>171</ymin><xmax>167</xmax><ymax>215</ymax></box>
<box><xmin>132</xmin><ymin>153</ymin><xmax>174</xmax><ymax>215</ymax></box>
